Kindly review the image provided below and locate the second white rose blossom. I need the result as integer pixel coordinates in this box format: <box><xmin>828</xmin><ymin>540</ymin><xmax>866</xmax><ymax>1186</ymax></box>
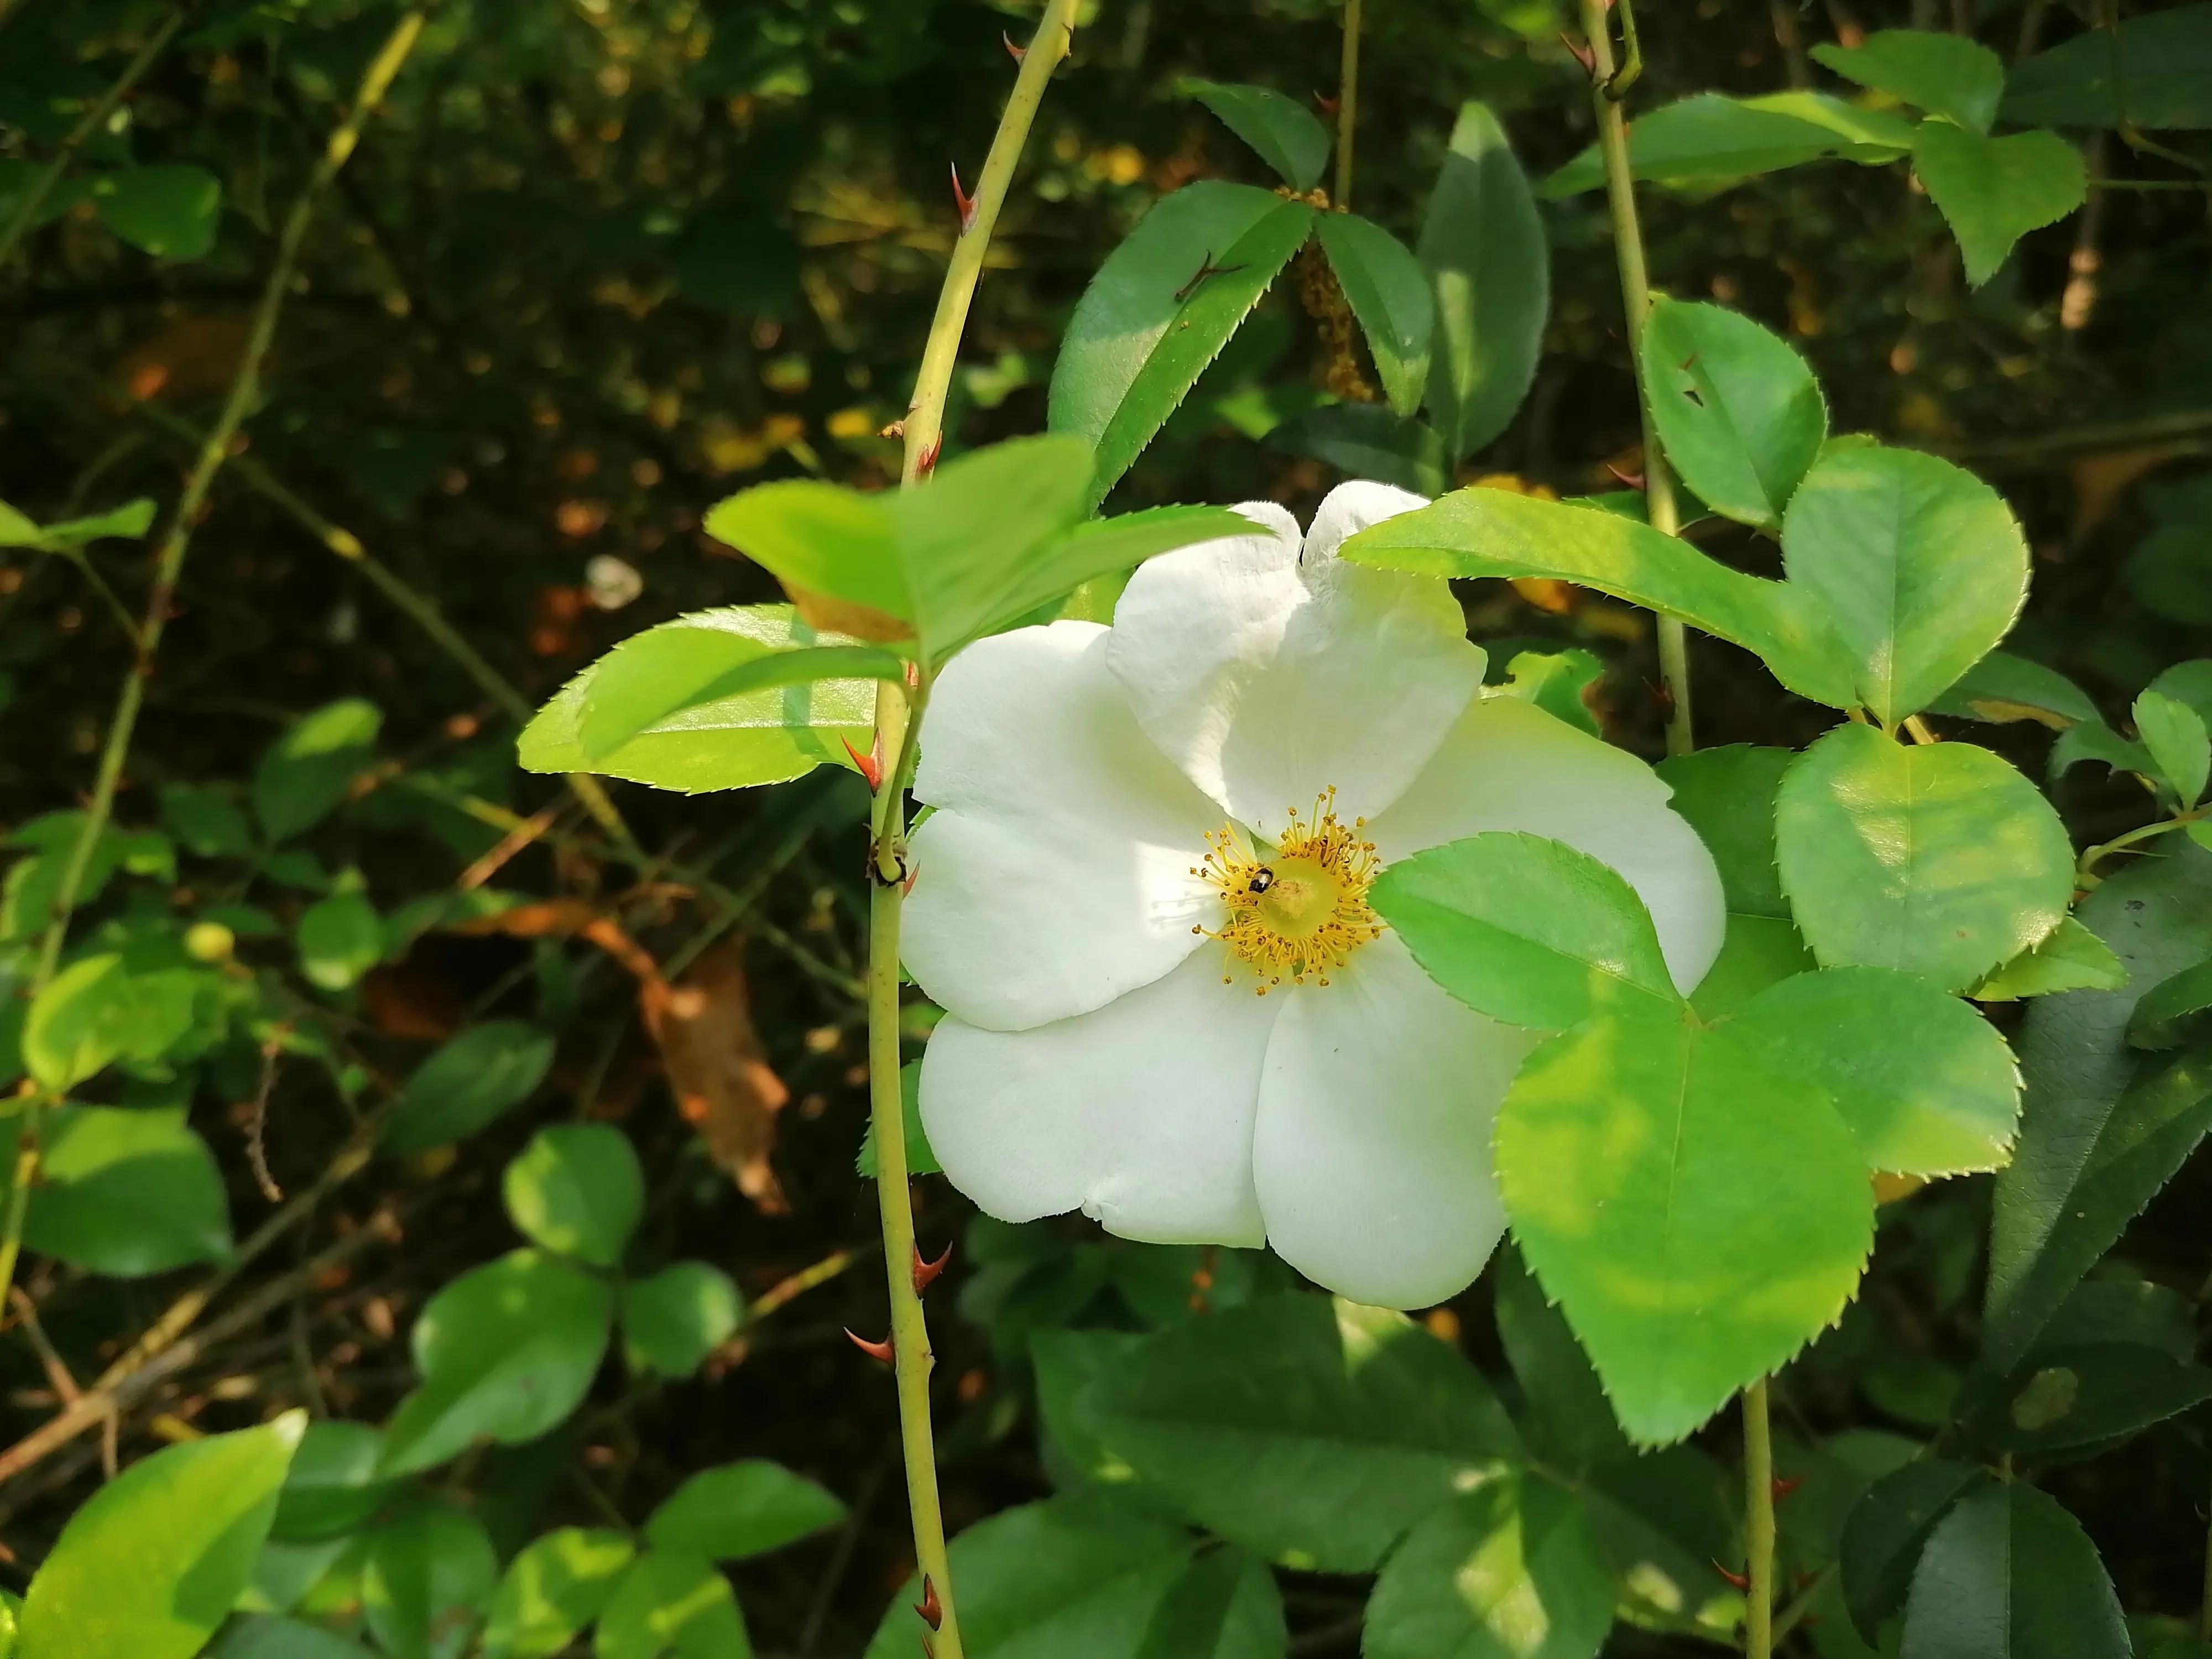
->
<box><xmin>900</xmin><ymin>481</ymin><xmax>1726</xmax><ymax>1309</ymax></box>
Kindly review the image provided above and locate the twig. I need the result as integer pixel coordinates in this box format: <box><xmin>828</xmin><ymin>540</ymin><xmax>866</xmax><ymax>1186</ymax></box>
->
<box><xmin>1744</xmin><ymin>1378</ymin><xmax>1776</xmax><ymax>1659</ymax></box>
<box><xmin>0</xmin><ymin>6</ymin><xmax>192</xmax><ymax>268</ymax></box>
<box><xmin>1334</xmin><ymin>0</ymin><xmax>1363</xmax><ymax>210</ymax></box>
<box><xmin>0</xmin><ymin>8</ymin><xmax>430</xmax><ymax>1320</ymax></box>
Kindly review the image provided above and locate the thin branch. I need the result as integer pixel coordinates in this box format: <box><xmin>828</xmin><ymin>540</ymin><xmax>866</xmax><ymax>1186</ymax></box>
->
<box><xmin>1335</xmin><ymin>0</ymin><xmax>1363</xmax><ymax>208</ymax></box>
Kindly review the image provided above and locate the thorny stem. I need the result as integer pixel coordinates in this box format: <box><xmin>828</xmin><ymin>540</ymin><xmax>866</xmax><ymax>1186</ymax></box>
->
<box><xmin>0</xmin><ymin>9</ymin><xmax>429</xmax><ymax>1317</ymax></box>
<box><xmin>0</xmin><ymin>4</ymin><xmax>192</xmax><ymax>268</ymax></box>
<box><xmin>867</xmin><ymin>6</ymin><xmax>1083</xmax><ymax>1654</ymax></box>
<box><xmin>1578</xmin><ymin>0</ymin><xmax>1691</xmax><ymax>758</ymax></box>
<box><xmin>1335</xmin><ymin>0</ymin><xmax>1362</xmax><ymax>210</ymax></box>
<box><xmin>1743</xmin><ymin>1379</ymin><xmax>1777</xmax><ymax>1659</ymax></box>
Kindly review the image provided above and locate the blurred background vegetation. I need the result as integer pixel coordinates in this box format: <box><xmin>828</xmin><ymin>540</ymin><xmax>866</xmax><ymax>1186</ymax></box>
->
<box><xmin>4</xmin><ymin>0</ymin><xmax>2212</xmax><ymax>1653</ymax></box>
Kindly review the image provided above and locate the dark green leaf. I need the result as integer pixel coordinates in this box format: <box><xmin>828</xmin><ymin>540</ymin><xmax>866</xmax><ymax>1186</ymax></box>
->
<box><xmin>362</xmin><ymin>1503</ymin><xmax>498</xmax><ymax>1659</ymax></box>
<box><xmin>1641</xmin><ymin>298</ymin><xmax>1827</xmax><ymax>530</ymax></box>
<box><xmin>205</xmin><ymin>1616</ymin><xmax>377</xmax><ymax>1659</ymax></box>
<box><xmin>2003</xmin><ymin>5</ymin><xmax>2212</xmax><ymax>129</ymax></box>
<box><xmin>1812</xmin><ymin>29</ymin><xmax>2006</xmax><ymax>133</ymax></box>
<box><xmin>379</xmin><ymin>1249</ymin><xmax>614</xmax><ymax>1477</ymax></box>
<box><xmin>1131</xmin><ymin>1547</ymin><xmax>1286</xmax><ymax>1659</ymax></box>
<box><xmin>1775</xmin><ymin>724</ymin><xmax>2075</xmax><ymax>992</ymax></box>
<box><xmin>1542</xmin><ymin>92</ymin><xmax>1914</xmax><ymax>197</ymax></box>
<box><xmin>93</xmin><ymin>164</ymin><xmax>222</xmax><ymax>259</ymax></box>
<box><xmin>2131</xmin><ymin>957</ymin><xmax>2212</xmax><ymax>1048</ymax></box>
<box><xmin>1840</xmin><ymin>1460</ymin><xmax>1989</xmax><ymax>1644</ymax></box>
<box><xmin>1493</xmin><ymin>1246</ymin><xmax>1632</xmax><ymax>1472</ymax></box>
<box><xmin>272</xmin><ymin>1422</ymin><xmax>400</xmax><ymax>1542</ymax></box>
<box><xmin>1912</xmin><ymin>123</ymin><xmax>2086</xmax><ymax>289</ymax></box>
<box><xmin>1778</xmin><ymin>444</ymin><xmax>2028</xmax><ymax>723</ymax></box>
<box><xmin>1898</xmin><ymin>1482</ymin><xmax>2126</xmax><ymax>1659</ymax></box>
<box><xmin>2050</xmin><ymin>716</ymin><xmax>2153</xmax><ymax>784</ymax></box>
<box><xmin>1498</xmin><ymin>1014</ymin><xmax>1873</xmax><ymax>1446</ymax></box>
<box><xmin>254</xmin><ymin>700</ymin><xmax>382</xmax><ymax>842</ymax></box>
<box><xmin>1653</xmin><ymin>745</ymin><xmax>1795</xmax><ymax>920</ymax></box>
<box><xmin>594</xmin><ymin>1549</ymin><xmax>749</xmax><ymax>1659</ymax></box>
<box><xmin>1078</xmin><ymin>1296</ymin><xmax>1524</xmax><ymax>1572</ymax></box>
<box><xmin>1929</xmin><ymin>651</ymin><xmax>2099</xmax><ymax>729</ymax></box>
<box><xmin>1979</xmin><ymin>1343</ymin><xmax>2212</xmax><ymax>1459</ymax></box>
<box><xmin>644</xmin><ymin>1462</ymin><xmax>846</xmax><ymax>1562</ymax></box>
<box><xmin>1264</xmin><ymin>403</ymin><xmax>1447</xmax><ymax>494</ymax></box>
<box><xmin>1370</xmin><ymin>832</ymin><xmax>1683</xmax><ymax>1029</ymax></box>
<box><xmin>503</xmin><ymin>1124</ymin><xmax>643</xmax><ymax>1268</ymax></box>
<box><xmin>1343</xmin><ymin>488</ymin><xmax>1856</xmax><ymax>707</ymax></box>
<box><xmin>161</xmin><ymin>782</ymin><xmax>256</xmax><ymax>858</ymax></box>
<box><xmin>620</xmin><ymin>1262</ymin><xmax>744</xmax><ymax>1377</ymax></box>
<box><xmin>18</xmin><ymin>1414</ymin><xmax>304</xmax><ymax>1659</ymax></box>
<box><xmin>1050</xmin><ymin>182</ymin><xmax>1317</xmax><ymax>507</ymax></box>
<box><xmin>1180</xmin><ymin>80</ymin><xmax>1331</xmax><ymax>190</ymax></box>
<box><xmin>14</xmin><ymin>1105</ymin><xmax>232</xmax><ymax>1276</ymax></box>
<box><xmin>481</xmin><ymin>1528</ymin><xmax>635</xmax><ymax>1659</ymax></box>
<box><xmin>1315</xmin><ymin>211</ymin><xmax>1434</xmax><ymax>415</ymax></box>
<box><xmin>382</xmin><ymin>1021</ymin><xmax>555</xmax><ymax>1154</ymax></box>
<box><xmin>1417</xmin><ymin>101</ymin><xmax>1547</xmax><ymax>462</ymax></box>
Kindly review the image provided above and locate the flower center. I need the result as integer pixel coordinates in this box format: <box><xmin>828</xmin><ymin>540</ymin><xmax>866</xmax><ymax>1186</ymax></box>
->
<box><xmin>1192</xmin><ymin>790</ymin><xmax>1384</xmax><ymax>993</ymax></box>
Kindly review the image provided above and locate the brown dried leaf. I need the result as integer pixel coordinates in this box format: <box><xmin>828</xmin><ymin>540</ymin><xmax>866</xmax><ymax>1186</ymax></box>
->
<box><xmin>643</xmin><ymin>944</ymin><xmax>790</xmax><ymax>1212</ymax></box>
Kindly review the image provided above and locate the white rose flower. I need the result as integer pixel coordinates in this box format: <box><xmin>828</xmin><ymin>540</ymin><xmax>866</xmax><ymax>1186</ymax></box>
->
<box><xmin>902</xmin><ymin>481</ymin><xmax>1726</xmax><ymax>1308</ymax></box>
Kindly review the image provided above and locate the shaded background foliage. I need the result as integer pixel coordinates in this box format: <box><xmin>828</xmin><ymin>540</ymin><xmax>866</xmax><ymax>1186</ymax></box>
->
<box><xmin>5</xmin><ymin>0</ymin><xmax>2212</xmax><ymax>1655</ymax></box>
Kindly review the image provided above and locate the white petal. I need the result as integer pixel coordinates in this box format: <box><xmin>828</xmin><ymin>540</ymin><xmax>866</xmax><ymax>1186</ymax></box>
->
<box><xmin>1105</xmin><ymin>486</ymin><xmax>1483</xmax><ymax>832</ymax></box>
<box><xmin>919</xmin><ymin>948</ymin><xmax>1284</xmax><ymax>1245</ymax></box>
<box><xmin>1367</xmin><ymin>695</ymin><xmax>1727</xmax><ymax>993</ymax></box>
<box><xmin>905</xmin><ymin>621</ymin><xmax>1227</xmax><ymax>1031</ymax></box>
<box><xmin>1251</xmin><ymin>932</ymin><xmax>1537</xmax><ymax>1308</ymax></box>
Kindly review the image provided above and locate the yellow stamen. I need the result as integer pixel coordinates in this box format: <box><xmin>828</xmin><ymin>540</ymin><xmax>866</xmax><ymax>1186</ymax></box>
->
<box><xmin>1187</xmin><ymin>789</ymin><xmax>1384</xmax><ymax>992</ymax></box>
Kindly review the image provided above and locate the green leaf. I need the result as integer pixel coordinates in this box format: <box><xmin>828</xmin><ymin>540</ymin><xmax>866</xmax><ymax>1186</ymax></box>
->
<box><xmin>93</xmin><ymin>164</ymin><xmax>222</xmax><ymax>259</ymax></box>
<box><xmin>1812</xmin><ymin>29</ymin><xmax>2007</xmax><ymax>133</ymax></box>
<box><xmin>1364</xmin><ymin>1474</ymin><xmax>1613</xmax><ymax>1659</ymax></box>
<box><xmin>521</xmin><ymin>611</ymin><xmax>877</xmax><ymax>795</ymax></box>
<box><xmin>161</xmin><ymin>782</ymin><xmax>256</xmax><ymax>858</ymax></box>
<box><xmin>1840</xmin><ymin>1459</ymin><xmax>1989</xmax><ymax>1643</ymax></box>
<box><xmin>1911</xmin><ymin>122</ymin><xmax>2086</xmax><ymax>289</ymax></box>
<box><xmin>2134</xmin><ymin>689</ymin><xmax>2210</xmax><ymax>807</ymax></box>
<box><xmin>1314</xmin><ymin>211</ymin><xmax>1434</xmax><ymax>416</ymax></box>
<box><xmin>1417</xmin><ymin>101</ymin><xmax>1547</xmax><ymax>463</ymax></box>
<box><xmin>1264</xmin><ymin>404</ymin><xmax>1447</xmax><ymax>494</ymax></box>
<box><xmin>620</xmin><ymin>1261</ymin><xmax>744</xmax><ymax>1376</ymax></box>
<box><xmin>382</xmin><ymin>1021</ymin><xmax>556</xmax><ymax>1154</ymax></box>
<box><xmin>254</xmin><ymin>700</ymin><xmax>382</xmax><ymax>842</ymax></box>
<box><xmin>1898</xmin><ymin>1483</ymin><xmax>2126</xmax><ymax>1659</ymax></box>
<box><xmin>272</xmin><ymin>1421</ymin><xmax>401</xmax><ymax>1542</ymax></box>
<box><xmin>862</xmin><ymin>1496</ymin><xmax>1194</xmax><ymax>1658</ymax></box>
<box><xmin>2051</xmin><ymin>716</ymin><xmax>2153</xmax><ymax>784</ymax></box>
<box><xmin>1973</xmin><ymin>917</ymin><xmax>2130</xmax><ymax>1001</ymax></box>
<box><xmin>644</xmin><ymin>1462</ymin><xmax>845</xmax><ymax>1562</ymax></box>
<box><xmin>298</xmin><ymin>890</ymin><xmax>382</xmax><ymax>993</ymax></box>
<box><xmin>2131</xmin><ymin>957</ymin><xmax>2212</xmax><ymax>1048</ymax></box>
<box><xmin>1929</xmin><ymin>650</ymin><xmax>2100</xmax><ymax>728</ymax></box>
<box><xmin>1050</xmin><ymin>182</ymin><xmax>1318</xmax><ymax>507</ymax></box>
<box><xmin>1541</xmin><ymin>92</ymin><xmax>1912</xmax><ymax>197</ymax></box>
<box><xmin>23</xmin><ymin>952</ymin><xmax>199</xmax><ymax>1090</ymax></box>
<box><xmin>1779</xmin><ymin>444</ymin><xmax>2028</xmax><ymax>723</ymax></box>
<box><xmin>855</xmin><ymin>1060</ymin><xmax>939</xmax><ymax>1177</ymax></box>
<box><xmin>1492</xmin><ymin>1247</ymin><xmax>1631</xmax><ymax>1474</ymax></box>
<box><xmin>482</xmin><ymin>1528</ymin><xmax>636</xmax><ymax>1659</ymax></box>
<box><xmin>205</xmin><ymin>1616</ymin><xmax>376</xmax><ymax>1659</ymax></box>
<box><xmin>1775</xmin><ymin>724</ymin><xmax>2075</xmax><ymax>992</ymax></box>
<box><xmin>2003</xmin><ymin>4</ymin><xmax>2212</xmax><ymax>130</ymax></box>
<box><xmin>0</xmin><ymin>496</ymin><xmax>156</xmax><ymax>552</ymax></box>
<box><xmin>1978</xmin><ymin>1343</ymin><xmax>2212</xmax><ymax>1459</ymax></box>
<box><xmin>1131</xmin><ymin>1547</ymin><xmax>1286</xmax><ymax>1659</ymax></box>
<box><xmin>503</xmin><ymin>1123</ymin><xmax>644</xmax><ymax>1268</ymax></box>
<box><xmin>1728</xmin><ymin>968</ymin><xmax>2021</xmax><ymax>1175</ymax></box>
<box><xmin>975</xmin><ymin>504</ymin><xmax>1254</xmax><ymax>644</ymax></box>
<box><xmin>379</xmin><ymin>1248</ymin><xmax>614</xmax><ymax>1477</ymax></box>
<box><xmin>17</xmin><ymin>1413</ymin><xmax>304</xmax><ymax>1659</ymax></box>
<box><xmin>362</xmin><ymin>1503</ymin><xmax>499</xmax><ymax>1659</ymax></box>
<box><xmin>1640</xmin><ymin>298</ymin><xmax>1825</xmax><ymax>530</ymax></box>
<box><xmin>12</xmin><ymin>1105</ymin><xmax>231</xmax><ymax>1275</ymax></box>
<box><xmin>1180</xmin><ymin>80</ymin><xmax>1331</xmax><ymax>190</ymax></box>
<box><xmin>1370</xmin><ymin>832</ymin><xmax>1683</xmax><ymax>1029</ymax></box>
<box><xmin>1654</xmin><ymin>745</ymin><xmax>1794</xmax><ymax>920</ymax></box>
<box><xmin>1343</xmin><ymin>488</ymin><xmax>1856</xmax><ymax>707</ymax></box>
<box><xmin>594</xmin><ymin>1550</ymin><xmax>750</xmax><ymax>1659</ymax></box>
<box><xmin>1078</xmin><ymin>1295</ymin><xmax>1522</xmax><ymax>1573</ymax></box>
<box><xmin>1985</xmin><ymin>846</ymin><xmax>2212</xmax><ymax>1369</ymax></box>
<box><xmin>1498</xmin><ymin>649</ymin><xmax>1603</xmax><ymax>738</ymax></box>
<box><xmin>1498</xmin><ymin>1013</ymin><xmax>1874</xmax><ymax>1446</ymax></box>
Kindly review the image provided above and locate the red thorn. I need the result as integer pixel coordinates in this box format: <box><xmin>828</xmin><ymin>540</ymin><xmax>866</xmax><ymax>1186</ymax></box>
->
<box><xmin>1003</xmin><ymin>30</ymin><xmax>1026</xmax><ymax>61</ymax></box>
<box><xmin>915</xmin><ymin>435</ymin><xmax>942</xmax><ymax>479</ymax></box>
<box><xmin>913</xmin><ymin>1240</ymin><xmax>953</xmax><ymax>1293</ymax></box>
<box><xmin>1714</xmin><ymin>1562</ymin><xmax>1750</xmax><ymax>1592</ymax></box>
<box><xmin>1313</xmin><ymin>92</ymin><xmax>1339</xmax><ymax>115</ymax></box>
<box><xmin>916</xmin><ymin>1575</ymin><xmax>944</xmax><ymax>1630</ymax></box>
<box><xmin>845</xmin><ymin>1328</ymin><xmax>895</xmax><ymax>1364</ymax></box>
<box><xmin>904</xmin><ymin>658</ymin><xmax>922</xmax><ymax>691</ymax></box>
<box><xmin>1604</xmin><ymin>460</ymin><xmax>1647</xmax><ymax>491</ymax></box>
<box><xmin>1772</xmin><ymin>1475</ymin><xmax>1804</xmax><ymax>1504</ymax></box>
<box><xmin>950</xmin><ymin>162</ymin><xmax>977</xmax><ymax>233</ymax></box>
<box><xmin>901</xmin><ymin>858</ymin><xmax>922</xmax><ymax>898</ymax></box>
<box><xmin>841</xmin><ymin>735</ymin><xmax>884</xmax><ymax>791</ymax></box>
<box><xmin>1561</xmin><ymin>32</ymin><xmax>1598</xmax><ymax>77</ymax></box>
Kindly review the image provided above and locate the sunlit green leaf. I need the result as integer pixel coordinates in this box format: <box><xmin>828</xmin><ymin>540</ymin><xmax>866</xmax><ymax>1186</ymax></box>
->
<box><xmin>1912</xmin><ymin>122</ymin><xmax>2086</xmax><ymax>289</ymax></box>
<box><xmin>1812</xmin><ymin>29</ymin><xmax>2006</xmax><ymax>133</ymax></box>
<box><xmin>620</xmin><ymin>1261</ymin><xmax>744</xmax><ymax>1377</ymax></box>
<box><xmin>11</xmin><ymin>1105</ymin><xmax>231</xmax><ymax>1276</ymax></box>
<box><xmin>2133</xmin><ymin>688</ymin><xmax>2210</xmax><ymax>807</ymax></box>
<box><xmin>594</xmin><ymin>1550</ymin><xmax>750</xmax><ymax>1659</ymax></box>
<box><xmin>271</xmin><ymin>1421</ymin><xmax>400</xmax><ymax>1543</ymax></box>
<box><xmin>482</xmin><ymin>1528</ymin><xmax>636</xmax><ymax>1659</ymax></box>
<box><xmin>1641</xmin><ymin>298</ymin><xmax>1826</xmax><ymax>530</ymax></box>
<box><xmin>1315</xmin><ymin>211</ymin><xmax>1434</xmax><ymax>416</ymax></box>
<box><xmin>1180</xmin><ymin>80</ymin><xmax>1331</xmax><ymax>190</ymax></box>
<box><xmin>298</xmin><ymin>889</ymin><xmax>382</xmax><ymax>992</ymax></box>
<box><xmin>1973</xmin><ymin>916</ymin><xmax>2130</xmax><ymax>1001</ymax></box>
<box><xmin>1542</xmin><ymin>92</ymin><xmax>1913</xmax><ymax>197</ymax></box>
<box><xmin>503</xmin><ymin>1124</ymin><xmax>644</xmax><ymax>1267</ymax></box>
<box><xmin>23</xmin><ymin>952</ymin><xmax>199</xmax><ymax>1089</ymax></box>
<box><xmin>645</xmin><ymin>1462</ymin><xmax>846</xmax><ymax>1563</ymax></box>
<box><xmin>382</xmin><ymin>1020</ymin><xmax>555</xmax><ymax>1154</ymax></box>
<box><xmin>254</xmin><ymin>699</ymin><xmax>382</xmax><ymax>842</ymax></box>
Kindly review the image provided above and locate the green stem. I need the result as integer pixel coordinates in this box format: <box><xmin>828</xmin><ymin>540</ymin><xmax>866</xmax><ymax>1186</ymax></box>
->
<box><xmin>0</xmin><ymin>5</ymin><xmax>192</xmax><ymax>268</ymax></box>
<box><xmin>865</xmin><ymin>7</ymin><xmax>1083</xmax><ymax>1653</ymax></box>
<box><xmin>1578</xmin><ymin>0</ymin><xmax>1691</xmax><ymax>758</ymax></box>
<box><xmin>0</xmin><ymin>8</ymin><xmax>429</xmax><ymax>1318</ymax></box>
<box><xmin>2078</xmin><ymin>810</ymin><xmax>2199</xmax><ymax>880</ymax></box>
<box><xmin>1744</xmin><ymin>1377</ymin><xmax>1776</xmax><ymax>1659</ymax></box>
<box><xmin>1335</xmin><ymin>0</ymin><xmax>1362</xmax><ymax>208</ymax></box>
